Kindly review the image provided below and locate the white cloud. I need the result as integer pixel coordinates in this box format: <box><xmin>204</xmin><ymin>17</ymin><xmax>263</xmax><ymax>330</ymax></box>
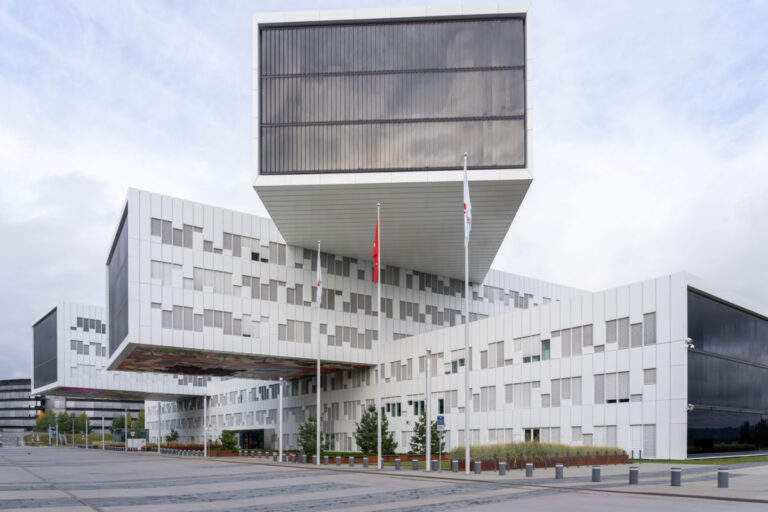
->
<box><xmin>0</xmin><ymin>0</ymin><xmax>766</xmax><ymax>379</ymax></box>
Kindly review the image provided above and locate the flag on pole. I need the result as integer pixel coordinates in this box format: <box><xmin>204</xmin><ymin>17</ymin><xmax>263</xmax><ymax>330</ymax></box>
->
<box><xmin>463</xmin><ymin>163</ymin><xmax>472</xmax><ymax>247</ymax></box>
<box><xmin>372</xmin><ymin>214</ymin><xmax>379</xmax><ymax>284</ymax></box>
<box><xmin>315</xmin><ymin>250</ymin><xmax>322</xmax><ymax>304</ymax></box>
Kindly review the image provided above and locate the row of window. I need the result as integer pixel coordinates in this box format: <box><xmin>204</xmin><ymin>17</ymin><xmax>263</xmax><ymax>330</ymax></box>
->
<box><xmin>69</xmin><ymin>339</ymin><xmax>107</xmax><ymax>357</ymax></box>
<box><xmin>72</xmin><ymin>317</ymin><xmax>106</xmax><ymax>334</ymax></box>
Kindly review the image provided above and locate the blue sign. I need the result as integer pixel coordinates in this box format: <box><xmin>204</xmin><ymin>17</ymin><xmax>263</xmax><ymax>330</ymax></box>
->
<box><xmin>437</xmin><ymin>415</ymin><xmax>445</xmax><ymax>427</ymax></box>
<box><xmin>51</xmin><ymin>430</ymin><xmax>57</xmax><ymax>436</ymax></box>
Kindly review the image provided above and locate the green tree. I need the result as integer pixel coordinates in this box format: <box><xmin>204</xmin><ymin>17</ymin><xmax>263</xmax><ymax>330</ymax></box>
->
<box><xmin>111</xmin><ymin>413</ymin><xmax>131</xmax><ymax>432</ymax></box>
<box><xmin>220</xmin><ymin>430</ymin><xmax>237</xmax><ymax>452</ymax></box>
<box><xmin>354</xmin><ymin>404</ymin><xmax>397</xmax><ymax>455</ymax></box>
<box><xmin>76</xmin><ymin>412</ymin><xmax>92</xmax><ymax>434</ymax></box>
<box><xmin>56</xmin><ymin>412</ymin><xmax>72</xmax><ymax>433</ymax></box>
<box><xmin>165</xmin><ymin>429</ymin><xmax>179</xmax><ymax>442</ymax></box>
<box><xmin>297</xmin><ymin>416</ymin><xmax>329</xmax><ymax>455</ymax></box>
<box><xmin>34</xmin><ymin>409</ymin><xmax>55</xmax><ymax>431</ymax></box>
<box><xmin>408</xmin><ymin>411</ymin><xmax>444</xmax><ymax>455</ymax></box>
<box><xmin>133</xmin><ymin>410</ymin><xmax>145</xmax><ymax>430</ymax></box>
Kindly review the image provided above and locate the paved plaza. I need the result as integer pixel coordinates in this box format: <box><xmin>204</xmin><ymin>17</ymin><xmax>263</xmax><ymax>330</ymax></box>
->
<box><xmin>1</xmin><ymin>447</ymin><xmax>767</xmax><ymax>511</ymax></box>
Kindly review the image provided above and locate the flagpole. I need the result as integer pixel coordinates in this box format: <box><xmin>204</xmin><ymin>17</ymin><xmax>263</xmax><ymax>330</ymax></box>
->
<box><xmin>376</xmin><ymin>202</ymin><xmax>382</xmax><ymax>470</ymax></box>
<box><xmin>463</xmin><ymin>152</ymin><xmax>471</xmax><ymax>474</ymax></box>
<box><xmin>316</xmin><ymin>239</ymin><xmax>321</xmax><ymax>465</ymax></box>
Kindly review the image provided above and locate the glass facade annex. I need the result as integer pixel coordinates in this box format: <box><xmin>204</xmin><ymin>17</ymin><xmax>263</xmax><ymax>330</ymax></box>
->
<box><xmin>32</xmin><ymin>308</ymin><xmax>57</xmax><ymax>389</ymax></box>
<box><xmin>687</xmin><ymin>289</ymin><xmax>768</xmax><ymax>455</ymax></box>
<box><xmin>108</xmin><ymin>208</ymin><xmax>129</xmax><ymax>355</ymax></box>
<box><xmin>259</xmin><ymin>17</ymin><xmax>526</xmax><ymax>174</ymax></box>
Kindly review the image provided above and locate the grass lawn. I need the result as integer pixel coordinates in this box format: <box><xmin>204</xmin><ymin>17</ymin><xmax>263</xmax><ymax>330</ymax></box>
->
<box><xmin>631</xmin><ymin>456</ymin><xmax>768</xmax><ymax>465</ymax></box>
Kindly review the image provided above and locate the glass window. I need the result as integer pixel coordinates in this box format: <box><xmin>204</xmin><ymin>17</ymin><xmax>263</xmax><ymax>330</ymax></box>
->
<box><xmin>541</xmin><ymin>339</ymin><xmax>551</xmax><ymax>360</ymax></box>
<box><xmin>259</xmin><ymin>18</ymin><xmax>526</xmax><ymax>174</ymax></box>
<box><xmin>643</xmin><ymin>313</ymin><xmax>656</xmax><ymax>345</ymax></box>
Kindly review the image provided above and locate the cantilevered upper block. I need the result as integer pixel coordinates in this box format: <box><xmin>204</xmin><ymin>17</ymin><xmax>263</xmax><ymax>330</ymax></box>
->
<box><xmin>252</xmin><ymin>4</ymin><xmax>532</xmax><ymax>283</ymax></box>
<box><xmin>105</xmin><ymin>189</ymin><xmax>585</xmax><ymax>379</ymax></box>
<box><xmin>31</xmin><ymin>302</ymin><xmax>205</xmax><ymax>400</ymax></box>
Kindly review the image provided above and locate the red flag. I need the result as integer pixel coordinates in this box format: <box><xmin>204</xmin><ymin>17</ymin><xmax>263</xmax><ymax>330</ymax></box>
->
<box><xmin>373</xmin><ymin>214</ymin><xmax>379</xmax><ymax>285</ymax></box>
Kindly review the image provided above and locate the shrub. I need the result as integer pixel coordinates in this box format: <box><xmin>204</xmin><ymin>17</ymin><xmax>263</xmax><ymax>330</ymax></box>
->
<box><xmin>449</xmin><ymin>441</ymin><xmax>625</xmax><ymax>461</ymax></box>
<box><xmin>165</xmin><ymin>429</ymin><xmax>179</xmax><ymax>442</ymax></box>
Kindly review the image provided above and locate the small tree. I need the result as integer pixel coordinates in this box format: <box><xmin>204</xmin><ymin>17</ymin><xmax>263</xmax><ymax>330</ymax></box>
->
<box><xmin>57</xmin><ymin>412</ymin><xmax>72</xmax><ymax>434</ymax></box>
<box><xmin>165</xmin><ymin>429</ymin><xmax>179</xmax><ymax>442</ymax></box>
<box><xmin>297</xmin><ymin>416</ymin><xmax>329</xmax><ymax>455</ymax></box>
<box><xmin>35</xmin><ymin>409</ymin><xmax>55</xmax><ymax>431</ymax></box>
<box><xmin>409</xmin><ymin>411</ymin><xmax>444</xmax><ymax>455</ymax></box>
<box><xmin>133</xmin><ymin>410</ymin><xmax>145</xmax><ymax>430</ymax></box>
<box><xmin>111</xmin><ymin>413</ymin><xmax>130</xmax><ymax>432</ymax></box>
<box><xmin>220</xmin><ymin>430</ymin><xmax>237</xmax><ymax>452</ymax></box>
<box><xmin>76</xmin><ymin>412</ymin><xmax>92</xmax><ymax>434</ymax></box>
<box><xmin>354</xmin><ymin>404</ymin><xmax>397</xmax><ymax>455</ymax></box>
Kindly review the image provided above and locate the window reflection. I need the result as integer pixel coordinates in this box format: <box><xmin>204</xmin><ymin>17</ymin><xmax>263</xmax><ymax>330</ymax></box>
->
<box><xmin>687</xmin><ymin>290</ymin><xmax>768</xmax><ymax>454</ymax></box>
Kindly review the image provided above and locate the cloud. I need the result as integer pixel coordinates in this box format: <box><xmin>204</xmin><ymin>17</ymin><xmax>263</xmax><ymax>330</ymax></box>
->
<box><xmin>0</xmin><ymin>0</ymin><xmax>767</xmax><ymax>379</ymax></box>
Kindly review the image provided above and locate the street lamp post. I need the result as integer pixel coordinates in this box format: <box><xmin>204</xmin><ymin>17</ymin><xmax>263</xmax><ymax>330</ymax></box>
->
<box><xmin>426</xmin><ymin>348</ymin><xmax>431</xmax><ymax>471</ymax></box>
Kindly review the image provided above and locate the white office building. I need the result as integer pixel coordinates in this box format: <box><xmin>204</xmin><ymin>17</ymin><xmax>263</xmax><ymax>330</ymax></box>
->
<box><xmin>33</xmin><ymin>6</ymin><xmax>768</xmax><ymax>458</ymax></box>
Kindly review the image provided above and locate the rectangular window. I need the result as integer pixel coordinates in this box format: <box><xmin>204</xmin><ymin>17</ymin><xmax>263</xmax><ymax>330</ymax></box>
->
<box><xmin>606</xmin><ymin>373</ymin><xmax>617</xmax><ymax>402</ymax></box>
<box><xmin>643</xmin><ymin>312</ymin><xmax>656</xmax><ymax>345</ymax></box>
<box><xmin>505</xmin><ymin>384</ymin><xmax>513</xmax><ymax>403</ymax></box>
<box><xmin>551</xmin><ymin>379</ymin><xmax>560</xmax><ymax>407</ymax></box>
<box><xmin>583</xmin><ymin>324</ymin><xmax>593</xmax><ymax>347</ymax></box>
<box><xmin>618</xmin><ymin>371</ymin><xmax>629</xmax><ymax>401</ymax></box>
<box><xmin>151</xmin><ymin>218</ymin><xmax>161</xmax><ymax>237</ymax></box>
<box><xmin>631</xmin><ymin>323</ymin><xmax>643</xmax><ymax>347</ymax></box>
<box><xmin>562</xmin><ymin>329</ymin><xmax>571</xmax><ymax>358</ymax></box>
<box><xmin>162</xmin><ymin>310</ymin><xmax>172</xmax><ymax>329</ymax></box>
<box><xmin>618</xmin><ymin>318</ymin><xmax>630</xmax><ymax>349</ymax></box>
<box><xmin>480</xmin><ymin>350</ymin><xmax>488</xmax><ymax>369</ymax></box>
<box><xmin>172</xmin><ymin>306</ymin><xmax>183</xmax><ymax>330</ymax></box>
<box><xmin>594</xmin><ymin>374</ymin><xmax>605</xmax><ymax>404</ymax></box>
<box><xmin>643</xmin><ymin>368</ymin><xmax>656</xmax><ymax>385</ymax></box>
<box><xmin>541</xmin><ymin>339</ymin><xmax>550</xmax><ymax>360</ymax></box>
<box><xmin>541</xmin><ymin>394</ymin><xmax>550</xmax><ymax>408</ymax></box>
<box><xmin>606</xmin><ymin>320</ymin><xmax>617</xmax><ymax>344</ymax></box>
<box><xmin>643</xmin><ymin>425</ymin><xmax>656</xmax><ymax>457</ymax></box>
<box><xmin>561</xmin><ymin>378</ymin><xmax>571</xmax><ymax>400</ymax></box>
<box><xmin>571</xmin><ymin>327</ymin><xmax>582</xmax><ymax>355</ymax></box>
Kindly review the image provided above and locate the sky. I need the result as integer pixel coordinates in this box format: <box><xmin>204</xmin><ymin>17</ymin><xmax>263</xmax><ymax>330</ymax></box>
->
<box><xmin>1</xmin><ymin>0</ymin><xmax>766</xmax><ymax>379</ymax></box>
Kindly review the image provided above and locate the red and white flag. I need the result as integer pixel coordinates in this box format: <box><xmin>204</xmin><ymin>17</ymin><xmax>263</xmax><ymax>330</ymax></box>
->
<box><xmin>373</xmin><ymin>214</ymin><xmax>379</xmax><ymax>285</ymax></box>
<box><xmin>315</xmin><ymin>249</ymin><xmax>322</xmax><ymax>304</ymax></box>
<box><xmin>463</xmin><ymin>166</ymin><xmax>472</xmax><ymax>247</ymax></box>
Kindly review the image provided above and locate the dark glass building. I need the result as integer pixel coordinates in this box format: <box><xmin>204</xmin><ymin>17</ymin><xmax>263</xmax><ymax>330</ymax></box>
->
<box><xmin>687</xmin><ymin>289</ymin><xmax>768</xmax><ymax>454</ymax></box>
